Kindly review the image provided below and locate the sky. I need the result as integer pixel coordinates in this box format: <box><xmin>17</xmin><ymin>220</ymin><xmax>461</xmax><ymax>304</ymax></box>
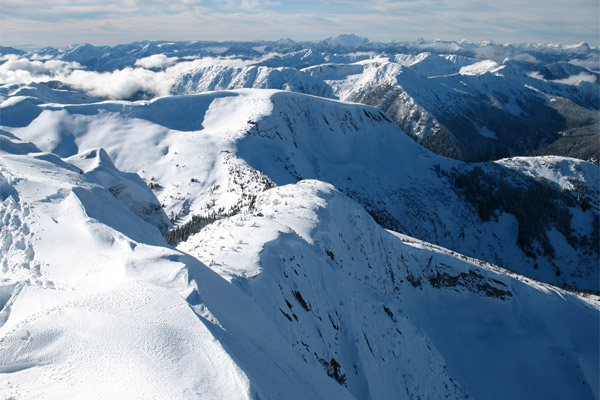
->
<box><xmin>1</xmin><ymin>0</ymin><xmax>599</xmax><ymax>49</ymax></box>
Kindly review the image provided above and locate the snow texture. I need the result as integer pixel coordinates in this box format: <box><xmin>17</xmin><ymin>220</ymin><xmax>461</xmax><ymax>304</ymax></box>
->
<box><xmin>0</xmin><ymin>42</ymin><xmax>598</xmax><ymax>398</ymax></box>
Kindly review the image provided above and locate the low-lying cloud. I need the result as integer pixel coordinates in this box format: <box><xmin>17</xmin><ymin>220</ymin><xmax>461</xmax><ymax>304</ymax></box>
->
<box><xmin>0</xmin><ymin>54</ymin><xmax>256</xmax><ymax>100</ymax></box>
<box><xmin>134</xmin><ymin>54</ymin><xmax>178</xmax><ymax>69</ymax></box>
<box><xmin>0</xmin><ymin>55</ymin><xmax>82</xmax><ymax>83</ymax></box>
<box><xmin>528</xmin><ymin>71</ymin><xmax>597</xmax><ymax>85</ymax></box>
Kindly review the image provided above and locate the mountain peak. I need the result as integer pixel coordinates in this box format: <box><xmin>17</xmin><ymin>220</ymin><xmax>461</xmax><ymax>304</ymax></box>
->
<box><xmin>322</xmin><ymin>34</ymin><xmax>370</xmax><ymax>48</ymax></box>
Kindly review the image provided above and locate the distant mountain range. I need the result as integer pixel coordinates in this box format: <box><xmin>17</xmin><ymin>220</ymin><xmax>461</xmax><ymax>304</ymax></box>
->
<box><xmin>3</xmin><ymin>35</ymin><xmax>597</xmax><ymax>162</ymax></box>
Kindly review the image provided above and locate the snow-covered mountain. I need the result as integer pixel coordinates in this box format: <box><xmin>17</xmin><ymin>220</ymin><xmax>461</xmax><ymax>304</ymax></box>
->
<box><xmin>4</xmin><ymin>36</ymin><xmax>595</xmax><ymax>162</ymax></box>
<box><xmin>171</xmin><ymin>65</ymin><xmax>334</xmax><ymax>98</ymax></box>
<box><xmin>17</xmin><ymin>36</ymin><xmax>599</xmax><ymax>72</ymax></box>
<box><xmin>1</xmin><ymin>84</ymin><xmax>597</xmax><ymax>291</ymax></box>
<box><xmin>0</xmin><ymin>132</ymin><xmax>352</xmax><ymax>399</ymax></box>
<box><xmin>1</xmin><ymin>127</ymin><xmax>597</xmax><ymax>399</ymax></box>
<box><xmin>1</xmin><ymin>38</ymin><xmax>599</xmax><ymax>399</ymax></box>
<box><xmin>305</xmin><ymin>54</ymin><xmax>598</xmax><ymax>161</ymax></box>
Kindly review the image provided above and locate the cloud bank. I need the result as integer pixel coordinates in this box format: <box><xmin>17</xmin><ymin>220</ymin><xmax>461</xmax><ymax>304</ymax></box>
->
<box><xmin>134</xmin><ymin>54</ymin><xmax>178</xmax><ymax>69</ymax></box>
<box><xmin>528</xmin><ymin>71</ymin><xmax>597</xmax><ymax>85</ymax></box>
<box><xmin>0</xmin><ymin>54</ymin><xmax>258</xmax><ymax>100</ymax></box>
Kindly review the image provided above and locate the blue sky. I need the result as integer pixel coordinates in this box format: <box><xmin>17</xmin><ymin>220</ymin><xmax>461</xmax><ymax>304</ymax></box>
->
<box><xmin>1</xmin><ymin>0</ymin><xmax>598</xmax><ymax>48</ymax></box>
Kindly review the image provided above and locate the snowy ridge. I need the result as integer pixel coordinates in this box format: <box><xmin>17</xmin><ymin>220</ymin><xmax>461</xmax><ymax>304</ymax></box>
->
<box><xmin>317</xmin><ymin>55</ymin><xmax>598</xmax><ymax>161</ymax></box>
<box><xmin>182</xmin><ymin>179</ymin><xmax>598</xmax><ymax>399</ymax></box>
<box><xmin>171</xmin><ymin>65</ymin><xmax>334</xmax><ymax>99</ymax></box>
<box><xmin>66</xmin><ymin>148</ymin><xmax>171</xmax><ymax>234</ymax></box>
<box><xmin>1</xmin><ymin>135</ymin><xmax>597</xmax><ymax>398</ymax></box>
<box><xmin>23</xmin><ymin>37</ymin><xmax>598</xmax><ymax>73</ymax></box>
<box><xmin>1</xmin><ymin>84</ymin><xmax>597</xmax><ymax>291</ymax></box>
<box><xmin>498</xmin><ymin>156</ymin><xmax>600</xmax><ymax>195</ymax></box>
<box><xmin>0</xmin><ymin>133</ymin><xmax>352</xmax><ymax>399</ymax></box>
<box><xmin>0</xmin><ymin>82</ymin><xmax>598</xmax><ymax>399</ymax></box>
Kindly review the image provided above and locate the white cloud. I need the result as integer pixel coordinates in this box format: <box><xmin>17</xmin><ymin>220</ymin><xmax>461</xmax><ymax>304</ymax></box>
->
<box><xmin>554</xmin><ymin>73</ymin><xmax>597</xmax><ymax>85</ymax></box>
<box><xmin>0</xmin><ymin>55</ymin><xmax>83</xmax><ymax>84</ymax></box>
<box><xmin>570</xmin><ymin>58</ymin><xmax>600</xmax><ymax>71</ymax></box>
<box><xmin>527</xmin><ymin>71</ymin><xmax>597</xmax><ymax>85</ymax></box>
<box><xmin>134</xmin><ymin>54</ymin><xmax>178</xmax><ymax>69</ymax></box>
<box><xmin>0</xmin><ymin>54</ymin><xmax>258</xmax><ymax>100</ymax></box>
<box><xmin>0</xmin><ymin>54</ymin><xmax>169</xmax><ymax>99</ymax></box>
<box><xmin>512</xmin><ymin>53</ymin><xmax>539</xmax><ymax>63</ymax></box>
<box><xmin>63</xmin><ymin>68</ymin><xmax>167</xmax><ymax>99</ymax></box>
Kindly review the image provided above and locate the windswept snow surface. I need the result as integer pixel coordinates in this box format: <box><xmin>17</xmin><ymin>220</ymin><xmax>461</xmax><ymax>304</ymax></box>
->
<box><xmin>0</xmin><ymin>83</ymin><xmax>598</xmax><ymax>399</ymax></box>
<box><xmin>0</xmin><ymin>132</ymin><xmax>351</xmax><ymax>399</ymax></box>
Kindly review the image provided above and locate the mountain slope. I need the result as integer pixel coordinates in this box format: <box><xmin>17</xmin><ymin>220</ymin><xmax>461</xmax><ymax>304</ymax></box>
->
<box><xmin>1</xmin><ymin>84</ymin><xmax>597</xmax><ymax>292</ymax></box>
<box><xmin>171</xmin><ymin>65</ymin><xmax>334</xmax><ymax>99</ymax></box>
<box><xmin>235</xmin><ymin>91</ymin><xmax>599</xmax><ymax>291</ymax></box>
<box><xmin>181</xmin><ymin>179</ymin><xmax>599</xmax><ymax>400</ymax></box>
<box><xmin>0</xmin><ymin>131</ymin><xmax>353</xmax><ymax>399</ymax></box>
<box><xmin>1</xmin><ymin>131</ymin><xmax>597</xmax><ymax>399</ymax></box>
<box><xmin>308</xmin><ymin>56</ymin><xmax>599</xmax><ymax>162</ymax></box>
